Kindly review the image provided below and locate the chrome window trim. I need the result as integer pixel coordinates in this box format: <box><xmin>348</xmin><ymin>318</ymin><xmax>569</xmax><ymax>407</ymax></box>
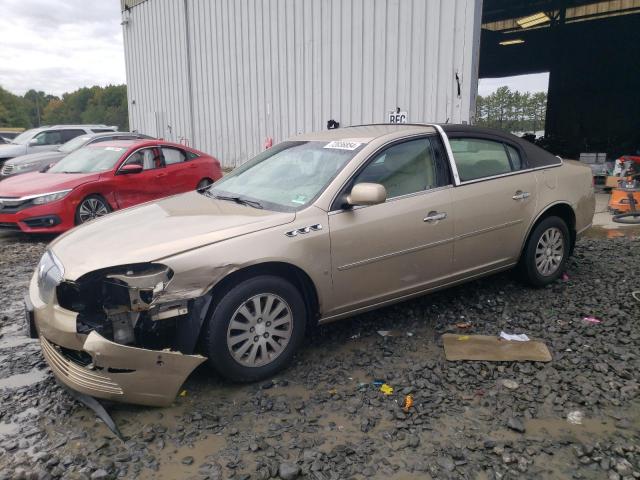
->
<box><xmin>456</xmin><ymin>163</ymin><xmax>563</xmax><ymax>186</ymax></box>
<box><xmin>430</xmin><ymin>124</ymin><xmax>461</xmax><ymax>186</ymax></box>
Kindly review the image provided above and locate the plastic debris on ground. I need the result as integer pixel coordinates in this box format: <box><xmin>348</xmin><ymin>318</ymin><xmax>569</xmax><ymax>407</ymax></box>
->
<box><xmin>582</xmin><ymin>316</ymin><xmax>602</xmax><ymax>324</ymax></box>
<box><xmin>328</xmin><ymin>388</ymin><xmax>338</xmax><ymax>395</ymax></box>
<box><xmin>377</xmin><ymin>330</ymin><xmax>413</xmax><ymax>337</ymax></box>
<box><xmin>179</xmin><ymin>390</ymin><xmax>187</xmax><ymax>397</ymax></box>
<box><xmin>457</xmin><ymin>335</ymin><xmax>470</xmax><ymax>341</ymax></box>
<box><xmin>499</xmin><ymin>331</ymin><xmax>530</xmax><ymax>342</ymax></box>
<box><xmin>500</xmin><ymin>379</ymin><xmax>519</xmax><ymax>390</ymax></box>
<box><xmin>402</xmin><ymin>394</ymin><xmax>414</xmax><ymax>412</ymax></box>
<box><xmin>350</xmin><ymin>333</ymin><xmax>361</xmax><ymax>339</ymax></box>
<box><xmin>561</xmin><ymin>272</ymin><xmax>570</xmax><ymax>281</ymax></box>
<box><xmin>567</xmin><ymin>410</ymin><xmax>584</xmax><ymax>425</ymax></box>
<box><xmin>372</xmin><ymin>380</ymin><xmax>385</xmax><ymax>387</ymax></box>
<box><xmin>379</xmin><ymin>384</ymin><xmax>394</xmax><ymax>395</ymax></box>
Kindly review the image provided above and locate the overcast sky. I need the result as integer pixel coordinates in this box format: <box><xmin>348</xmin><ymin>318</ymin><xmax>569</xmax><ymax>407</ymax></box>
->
<box><xmin>0</xmin><ymin>0</ymin><xmax>547</xmax><ymax>99</ymax></box>
<box><xmin>478</xmin><ymin>72</ymin><xmax>550</xmax><ymax>96</ymax></box>
<box><xmin>0</xmin><ymin>0</ymin><xmax>126</xmax><ymax>96</ymax></box>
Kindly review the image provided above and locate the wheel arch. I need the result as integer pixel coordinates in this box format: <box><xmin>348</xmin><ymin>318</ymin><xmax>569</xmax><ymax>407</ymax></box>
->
<box><xmin>206</xmin><ymin>261</ymin><xmax>321</xmax><ymax>329</ymax></box>
<box><xmin>520</xmin><ymin>201</ymin><xmax>577</xmax><ymax>259</ymax></box>
<box><xmin>74</xmin><ymin>192</ymin><xmax>115</xmax><ymax>225</ymax></box>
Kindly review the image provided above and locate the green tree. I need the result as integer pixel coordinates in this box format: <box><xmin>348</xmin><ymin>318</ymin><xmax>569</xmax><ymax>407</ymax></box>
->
<box><xmin>0</xmin><ymin>86</ymin><xmax>30</xmax><ymax>128</ymax></box>
<box><xmin>475</xmin><ymin>86</ymin><xmax>548</xmax><ymax>135</ymax></box>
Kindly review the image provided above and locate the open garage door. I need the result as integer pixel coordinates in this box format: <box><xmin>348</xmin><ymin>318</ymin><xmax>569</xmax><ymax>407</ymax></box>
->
<box><xmin>479</xmin><ymin>0</ymin><xmax>640</xmax><ymax>159</ymax></box>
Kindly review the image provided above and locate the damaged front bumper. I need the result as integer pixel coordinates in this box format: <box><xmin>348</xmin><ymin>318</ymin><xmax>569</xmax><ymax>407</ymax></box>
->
<box><xmin>28</xmin><ymin>272</ymin><xmax>206</xmax><ymax>407</ymax></box>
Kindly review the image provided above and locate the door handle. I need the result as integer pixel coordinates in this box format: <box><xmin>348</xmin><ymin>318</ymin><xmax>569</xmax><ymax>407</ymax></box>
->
<box><xmin>156</xmin><ymin>172</ymin><xmax>168</xmax><ymax>178</ymax></box>
<box><xmin>424</xmin><ymin>211</ymin><xmax>447</xmax><ymax>223</ymax></box>
<box><xmin>512</xmin><ymin>191</ymin><xmax>530</xmax><ymax>200</ymax></box>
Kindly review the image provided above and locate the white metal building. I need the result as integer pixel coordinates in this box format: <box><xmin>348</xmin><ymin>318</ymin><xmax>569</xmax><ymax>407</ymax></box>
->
<box><xmin>121</xmin><ymin>0</ymin><xmax>482</xmax><ymax>167</ymax></box>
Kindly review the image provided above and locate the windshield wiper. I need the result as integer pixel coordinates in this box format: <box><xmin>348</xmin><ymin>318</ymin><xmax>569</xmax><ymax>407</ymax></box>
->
<box><xmin>209</xmin><ymin>193</ymin><xmax>264</xmax><ymax>209</ymax></box>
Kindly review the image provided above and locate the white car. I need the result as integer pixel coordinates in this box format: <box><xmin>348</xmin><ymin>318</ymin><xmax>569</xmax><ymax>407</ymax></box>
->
<box><xmin>0</xmin><ymin>125</ymin><xmax>117</xmax><ymax>169</ymax></box>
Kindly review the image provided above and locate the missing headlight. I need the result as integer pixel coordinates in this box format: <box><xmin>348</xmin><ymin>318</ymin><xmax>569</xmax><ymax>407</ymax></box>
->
<box><xmin>104</xmin><ymin>264</ymin><xmax>173</xmax><ymax>312</ymax></box>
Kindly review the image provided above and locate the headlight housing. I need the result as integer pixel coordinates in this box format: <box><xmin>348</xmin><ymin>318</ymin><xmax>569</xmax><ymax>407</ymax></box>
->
<box><xmin>32</xmin><ymin>189</ymin><xmax>71</xmax><ymax>205</ymax></box>
<box><xmin>37</xmin><ymin>250</ymin><xmax>65</xmax><ymax>303</ymax></box>
<box><xmin>15</xmin><ymin>162</ymin><xmax>38</xmax><ymax>171</ymax></box>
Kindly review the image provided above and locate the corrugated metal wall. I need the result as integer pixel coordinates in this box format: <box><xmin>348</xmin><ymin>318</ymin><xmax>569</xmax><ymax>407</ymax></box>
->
<box><xmin>123</xmin><ymin>0</ymin><xmax>482</xmax><ymax>167</ymax></box>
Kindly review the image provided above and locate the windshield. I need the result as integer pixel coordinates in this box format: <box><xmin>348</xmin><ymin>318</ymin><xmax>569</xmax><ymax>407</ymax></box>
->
<box><xmin>58</xmin><ymin>135</ymin><xmax>92</xmax><ymax>153</ymax></box>
<box><xmin>10</xmin><ymin>129</ymin><xmax>39</xmax><ymax>145</ymax></box>
<box><xmin>208</xmin><ymin>141</ymin><xmax>362</xmax><ymax>210</ymax></box>
<box><xmin>49</xmin><ymin>146</ymin><xmax>126</xmax><ymax>174</ymax></box>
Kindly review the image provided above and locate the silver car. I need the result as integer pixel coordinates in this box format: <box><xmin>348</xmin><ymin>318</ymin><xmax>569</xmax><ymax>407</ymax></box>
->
<box><xmin>0</xmin><ymin>125</ymin><xmax>118</xmax><ymax>169</ymax></box>
<box><xmin>0</xmin><ymin>132</ymin><xmax>154</xmax><ymax>179</ymax></box>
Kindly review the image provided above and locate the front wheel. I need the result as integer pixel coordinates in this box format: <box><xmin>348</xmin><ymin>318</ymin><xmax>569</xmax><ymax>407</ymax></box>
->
<box><xmin>203</xmin><ymin>275</ymin><xmax>306</xmax><ymax>382</ymax></box>
<box><xmin>75</xmin><ymin>195</ymin><xmax>111</xmax><ymax>225</ymax></box>
<box><xmin>519</xmin><ymin>216</ymin><xmax>570</xmax><ymax>287</ymax></box>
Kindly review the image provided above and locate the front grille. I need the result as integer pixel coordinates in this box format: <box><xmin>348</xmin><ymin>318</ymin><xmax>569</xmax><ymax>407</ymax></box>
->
<box><xmin>0</xmin><ymin>222</ymin><xmax>20</xmax><ymax>231</ymax></box>
<box><xmin>1</xmin><ymin>164</ymin><xmax>14</xmax><ymax>175</ymax></box>
<box><xmin>40</xmin><ymin>336</ymin><xmax>123</xmax><ymax>396</ymax></box>
<box><xmin>0</xmin><ymin>197</ymin><xmax>31</xmax><ymax>213</ymax></box>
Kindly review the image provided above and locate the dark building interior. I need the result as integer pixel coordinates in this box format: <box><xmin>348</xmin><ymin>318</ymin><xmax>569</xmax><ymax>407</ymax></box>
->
<box><xmin>480</xmin><ymin>0</ymin><xmax>640</xmax><ymax>159</ymax></box>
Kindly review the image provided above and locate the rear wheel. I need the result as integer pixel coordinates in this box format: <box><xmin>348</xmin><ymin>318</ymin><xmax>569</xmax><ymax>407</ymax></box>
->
<box><xmin>197</xmin><ymin>178</ymin><xmax>213</xmax><ymax>190</ymax></box>
<box><xmin>519</xmin><ymin>216</ymin><xmax>570</xmax><ymax>287</ymax></box>
<box><xmin>75</xmin><ymin>195</ymin><xmax>111</xmax><ymax>225</ymax></box>
<box><xmin>203</xmin><ymin>275</ymin><xmax>306</xmax><ymax>382</ymax></box>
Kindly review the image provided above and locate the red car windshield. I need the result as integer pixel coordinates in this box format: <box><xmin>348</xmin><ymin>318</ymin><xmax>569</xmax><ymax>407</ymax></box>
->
<box><xmin>49</xmin><ymin>146</ymin><xmax>126</xmax><ymax>174</ymax></box>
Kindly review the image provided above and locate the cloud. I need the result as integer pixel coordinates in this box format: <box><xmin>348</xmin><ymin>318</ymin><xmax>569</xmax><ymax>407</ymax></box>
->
<box><xmin>0</xmin><ymin>0</ymin><xmax>126</xmax><ymax>96</ymax></box>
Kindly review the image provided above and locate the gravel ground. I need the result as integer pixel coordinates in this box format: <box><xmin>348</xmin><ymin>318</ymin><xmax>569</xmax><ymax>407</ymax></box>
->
<box><xmin>0</xmin><ymin>231</ymin><xmax>639</xmax><ymax>480</ymax></box>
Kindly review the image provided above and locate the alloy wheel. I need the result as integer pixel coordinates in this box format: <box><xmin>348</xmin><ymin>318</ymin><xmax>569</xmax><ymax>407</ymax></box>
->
<box><xmin>78</xmin><ymin>198</ymin><xmax>110</xmax><ymax>223</ymax></box>
<box><xmin>535</xmin><ymin>227</ymin><xmax>564</xmax><ymax>276</ymax></box>
<box><xmin>226</xmin><ymin>293</ymin><xmax>293</xmax><ymax>368</ymax></box>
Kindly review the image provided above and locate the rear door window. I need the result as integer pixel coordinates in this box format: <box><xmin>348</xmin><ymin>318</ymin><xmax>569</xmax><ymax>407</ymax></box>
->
<box><xmin>60</xmin><ymin>129</ymin><xmax>86</xmax><ymax>142</ymax></box>
<box><xmin>162</xmin><ymin>147</ymin><xmax>187</xmax><ymax>165</ymax></box>
<box><xmin>449</xmin><ymin>138</ymin><xmax>515</xmax><ymax>181</ymax></box>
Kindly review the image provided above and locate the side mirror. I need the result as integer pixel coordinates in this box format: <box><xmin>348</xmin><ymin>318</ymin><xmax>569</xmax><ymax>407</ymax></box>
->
<box><xmin>347</xmin><ymin>183</ymin><xmax>387</xmax><ymax>207</ymax></box>
<box><xmin>28</xmin><ymin>138</ymin><xmax>39</xmax><ymax>145</ymax></box>
<box><xmin>119</xmin><ymin>164</ymin><xmax>143</xmax><ymax>175</ymax></box>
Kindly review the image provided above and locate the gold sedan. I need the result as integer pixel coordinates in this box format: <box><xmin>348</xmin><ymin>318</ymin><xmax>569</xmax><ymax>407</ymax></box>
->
<box><xmin>26</xmin><ymin>124</ymin><xmax>595</xmax><ymax>406</ymax></box>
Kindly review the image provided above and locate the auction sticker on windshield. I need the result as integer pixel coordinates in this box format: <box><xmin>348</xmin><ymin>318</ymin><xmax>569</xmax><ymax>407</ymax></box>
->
<box><xmin>324</xmin><ymin>141</ymin><xmax>362</xmax><ymax>150</ymax></box>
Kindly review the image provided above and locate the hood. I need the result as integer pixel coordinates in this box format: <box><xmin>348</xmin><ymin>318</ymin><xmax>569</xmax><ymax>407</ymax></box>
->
<box><xmin>0</xmin><ymin>143</ymin><xmax>27</xmax><ymax>159</ymax></box>
<box><xmin>0</xmin><ymin>171</ymin><xmax>101</xmax><ymax>197</ymax></box>
<box><xmin>5</xmin><ymin>150</ymin><xmax>64</xmax><ymax>167</ymax></box>
<box><xmin>51</xmin><ymin>191</ymin><xmax>296</xmax><ymax>280</ymax></box>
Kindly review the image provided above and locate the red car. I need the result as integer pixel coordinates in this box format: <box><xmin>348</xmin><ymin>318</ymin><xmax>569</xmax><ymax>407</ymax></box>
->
<box><xmin>0</xmin><ymin>140</ymin><xmax>222</xmax><ymax>233</ymax></box>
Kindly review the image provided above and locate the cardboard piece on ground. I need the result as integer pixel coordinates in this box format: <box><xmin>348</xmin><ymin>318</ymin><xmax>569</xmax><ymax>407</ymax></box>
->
<box><xmin>442</xmin><ymin>334</ymin><xmax>552</xmax><ymax>362</ymax></box>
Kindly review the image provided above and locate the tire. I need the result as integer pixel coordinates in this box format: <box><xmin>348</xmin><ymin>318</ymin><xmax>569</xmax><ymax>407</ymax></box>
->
<box><xmin>197</xmin><ymin>178</ymin><xmax>213</xmax><ymax>190</ymax></box>
<box><xmin>519</xmin><ymin>216</ymin><xmax>570</xmax><ymax>287</ymax></box>
<box><xmin>203</xmin><ymin>275</ymin><xmax>306</xmax><ymax>382</ymax></box>
<box><xmin>75</xmin><ymin>195</ymin><xmax>112</xmax><ymax>225</ymax></box>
